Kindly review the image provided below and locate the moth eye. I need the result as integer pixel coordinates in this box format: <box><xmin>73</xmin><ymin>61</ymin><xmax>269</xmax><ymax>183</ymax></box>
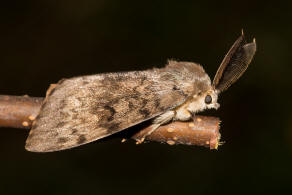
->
<box><xmin>205</xmin><ymin>95</ymin><xmax>212</xmax><ymax>104</ymax></box>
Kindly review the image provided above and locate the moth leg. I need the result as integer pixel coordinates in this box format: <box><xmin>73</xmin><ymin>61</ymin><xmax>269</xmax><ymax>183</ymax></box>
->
<box><xmin>46</xmin><ymin>83</ymin><xmax>58</xmax><ymax>96</ymax></box>
<box><xmin>153</xmin><ymin>110</ymin><xmax>176</xmax><ymax>125</ymax></box>
<box><xmin>136</xmin><ymin>111</ymin><xmax>175</xmax><ymax>144</ymax></box>
<box><xmin>174</xmin><ymin>105</ymin><xmax>192</xmax><ymax>121</ymax></box>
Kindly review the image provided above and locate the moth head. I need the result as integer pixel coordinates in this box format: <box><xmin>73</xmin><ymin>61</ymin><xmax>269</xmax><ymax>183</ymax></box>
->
<box><xmin>212</xmin><ymin>31</ymin><xmax>256</xmax><ymax>93</ymax></box>
<box><xmin>187</xmin><ymin>87</ymin><xmax>220</xmax><ymax>113</ymax></box>
<box><xmin>203</xmin><ymin>90</ymin><xmax>219</xmax><ymax>109</ymax></box>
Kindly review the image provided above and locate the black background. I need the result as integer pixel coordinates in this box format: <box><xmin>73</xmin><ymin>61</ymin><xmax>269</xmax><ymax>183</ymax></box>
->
<box><xmin>0</xmin><ymin>1</ymin><xmax>291</xmax><ymax>194</ymax></box>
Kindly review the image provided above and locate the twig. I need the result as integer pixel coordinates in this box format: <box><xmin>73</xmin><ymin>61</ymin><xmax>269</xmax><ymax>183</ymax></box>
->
<box><xmin>133</xmin><ymin>115</ymin><xmax>220</xmax><ymax>149</ymax></box>
<box><xmin>0</xmin><ymin>95</ymin><xmax>43</xmax><ymax>129</ymax></box>
<box><xmin>0</xmin><ymin>95</ymin><xmax>221</xmax><ymax>150</ymax></box>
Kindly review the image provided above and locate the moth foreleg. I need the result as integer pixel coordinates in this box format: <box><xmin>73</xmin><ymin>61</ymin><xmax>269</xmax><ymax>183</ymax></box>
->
<box><xmin>153</xmin><ymin>110</ymin><xmax>176</xmax><ymax>125</ymax></box>
<box><xmin>174</xmin><ymin>105</ymin><xmax>193</xmax><ymax>121</ymax></box>
<box><xmin>136</xmin><ymin>110</ymin><xmax>175</xmax><ymax>144</ymax></box>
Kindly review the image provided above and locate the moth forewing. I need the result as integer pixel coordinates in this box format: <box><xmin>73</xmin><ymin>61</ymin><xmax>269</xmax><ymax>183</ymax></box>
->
<box><xmin>25</xmin><ymin>61</ymin><xmax>207</xmax><ymax>152</ymax></box>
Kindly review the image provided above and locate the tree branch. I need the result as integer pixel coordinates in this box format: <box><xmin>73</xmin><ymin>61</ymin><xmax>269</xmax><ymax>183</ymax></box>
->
<box><xmin>0</xmin><ymin>95</ymin><xmax>43</xmax><ymax>129</ymax></box>
<box><xmin>0</xmin><ymin>95</ymin><xmax>221</xmax><ymax>150</ymax></box>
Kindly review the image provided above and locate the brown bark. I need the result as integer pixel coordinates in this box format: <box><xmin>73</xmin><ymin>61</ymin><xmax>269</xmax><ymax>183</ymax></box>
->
<box><xmin>133</xmin><ymin>115</ymin><xmax>220</xmax><ymax>149</ymax></box>
<box><xmin>0</xmin><ymin>95</ymin><xmax>221</xmax><ymax>150</ymax></box>
<box><xmin>0</xmin><ymin>95</ymin><xmax>43</xmax><ymax>129</ymax></box>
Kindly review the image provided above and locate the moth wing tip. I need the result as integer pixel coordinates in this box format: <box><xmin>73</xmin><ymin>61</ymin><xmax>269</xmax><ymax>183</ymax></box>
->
<box><xmin>25</xmin><ymin>140</ymin><xmax>55</xmax><ymax>153</ymax></box>
<box><xmin>25</xmin><ymin>145</ymin><xmax>57</xmax><ymax>153</ymax></box>
<box><xmin>25</xmin><ymin>142</ymin><xmax>42</xmax><ymax>152</ymax></box>
<box><xmin>25</xmin><ymin>144</ymin><xmax>39</xmax><ymax>152</ymax></box>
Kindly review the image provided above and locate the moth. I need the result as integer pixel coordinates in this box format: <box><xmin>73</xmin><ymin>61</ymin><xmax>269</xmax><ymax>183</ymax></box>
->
<box><xmin>25</xmin><ymin>32</ymin><xmax>256</xmax><ymax>152</ymax></box>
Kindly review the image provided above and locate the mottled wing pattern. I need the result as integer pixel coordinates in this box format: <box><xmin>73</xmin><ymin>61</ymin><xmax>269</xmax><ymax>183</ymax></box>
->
<box><xmin>26</xmin><ymin>61</ymin><xmax>207</xmax><ymax>152</ymax></box>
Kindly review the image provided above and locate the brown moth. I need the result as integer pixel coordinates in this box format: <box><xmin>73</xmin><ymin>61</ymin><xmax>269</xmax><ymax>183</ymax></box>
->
<box><xmin>25</xmin><ymin>32</ymin><xmax>256</xmax><ymax>152</ymax></box>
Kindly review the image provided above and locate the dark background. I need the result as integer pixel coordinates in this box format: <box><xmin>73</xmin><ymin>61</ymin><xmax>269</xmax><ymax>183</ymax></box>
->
<box><xmin>0</xmin><ymin>0</ymin><xmax>291</xmax><ymax>194</ymax></box>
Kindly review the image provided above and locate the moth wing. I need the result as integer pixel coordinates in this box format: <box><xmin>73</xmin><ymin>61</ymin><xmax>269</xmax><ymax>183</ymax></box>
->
<box><xmin>212</xmin><ymin>33</ymin><xmax>256</xmax><ymax>92</ymax></box>
<box><xmin>25</xmin><ymin>68</ymin><xmax>192</xmax><ymax>152</ymax></box>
